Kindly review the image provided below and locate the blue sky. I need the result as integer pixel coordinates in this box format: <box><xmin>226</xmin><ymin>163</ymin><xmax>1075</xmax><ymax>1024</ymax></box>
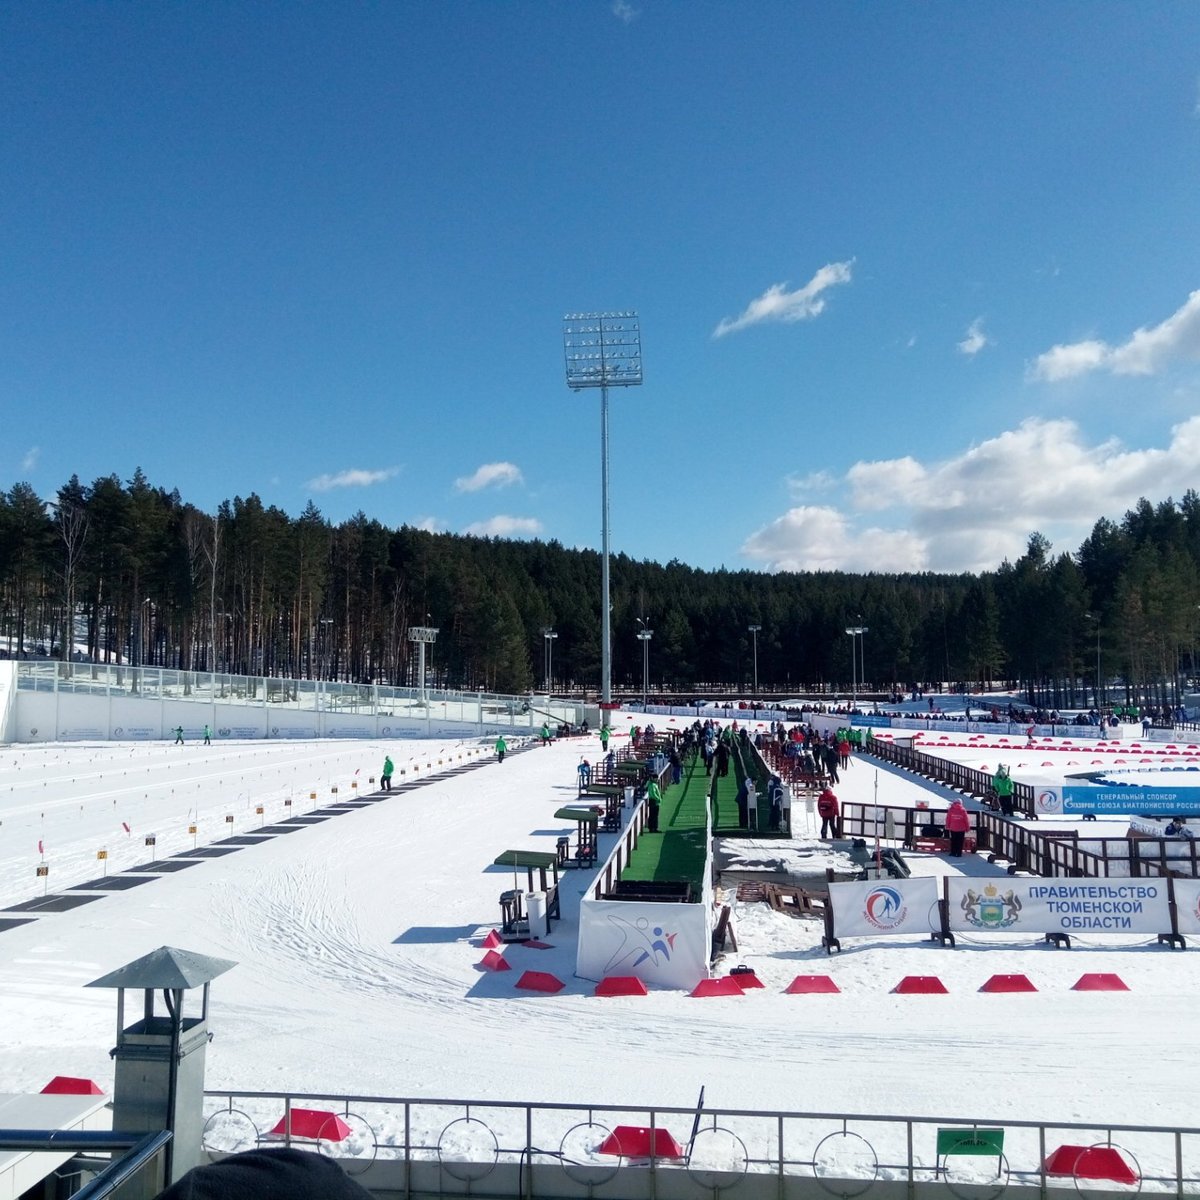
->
<box><xmin>3</xmin><ymin>2</ymin><xmax>1200</xmax><ymax>574</ymax></box>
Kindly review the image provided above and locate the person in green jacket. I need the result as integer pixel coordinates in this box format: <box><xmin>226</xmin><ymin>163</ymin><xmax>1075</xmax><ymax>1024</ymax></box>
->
<box><xmin>599</xmin><ymin>726</ymin><xmax>609</xmax><ymax>752</ymax></box>
<box><xmin>645</xmin><ymin>776</ymin><xmax>662</xmax><ymax>832</ymax></box>
<box><xmin>992</xmin><ymin>764</ymin><xmax>1015</xmax><ymax>816</ymax></box>
<box><xmin>381</xmin><ymin>755</ymin><xmax>394</xmax><ymax>791</ymax></box>
<box><xmin>540</xmin><ymin>722</ymin><xmax>551</xmax><ymax>746</ymax></box>
<box><xmin>495</xmin><ymin>736</ymin><xmax>507</xmax><ymax>763</ymax></box>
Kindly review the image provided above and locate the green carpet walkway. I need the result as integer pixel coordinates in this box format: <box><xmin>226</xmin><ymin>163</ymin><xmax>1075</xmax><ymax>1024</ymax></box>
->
<box><xmin>618</xmin><ymin>754</ymin><xmax>711</xmax><ymax>890</ymax></box>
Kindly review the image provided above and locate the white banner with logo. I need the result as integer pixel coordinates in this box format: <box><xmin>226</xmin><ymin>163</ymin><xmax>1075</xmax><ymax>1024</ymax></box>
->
<box><xmin>829</xmin><ymin>878</ymin><xmax>940</xmax><ymax>938</ymax></box>
<box><xmin>576</xmin><ymin>897</ymin><xmax>709</xmax><ymax>990</ymax></box>
<box><xmin>947</xmin><ymin>878</ymin><xmax>1171</xmax><ymax>935</ymax></box>
<box><xmin>1172</xmin><ymin>879</ymin><xmax>1200</xmax><ymax>935</ymax></box>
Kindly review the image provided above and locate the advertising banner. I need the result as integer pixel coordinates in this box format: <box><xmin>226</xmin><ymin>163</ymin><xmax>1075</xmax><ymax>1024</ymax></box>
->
<box><xmin>828</xmin><ymin>877</ymin><xmax>940</xmax><ymax>938</ymax></box>
<box><xmin>1054</xmin><ymin>785</ymin><xmax>1200</xmax><ymax>816</ymax></box>
<box><xmin>947</xmin><ymin>877</ymin><xmax>1170</xmax><ymax>934</ymax></box>
<box><xmin>1172</xmin><ymin>879</ymin><xmax>1200</xmax><ymax>935</ymax></box>
<box><xmin>576</xmin><ymin>898</ymin><xmax>709</xmax><ymax>990</ymax></box>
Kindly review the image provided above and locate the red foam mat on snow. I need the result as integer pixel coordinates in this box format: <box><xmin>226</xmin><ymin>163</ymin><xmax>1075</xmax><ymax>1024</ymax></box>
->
<box><xmin>893</xmin><ymin>975</ymin><xmax>948</xmax><ymax>994</ymax></box>
<box><xmin>1043</xmin><ymin>1144</ymin><xmax>1139</xmax><ymax>1185</ymax></box>
<box><xmin>598</xmin><ymin>1126</ymin><xmax>685</xmax><ymax>1159</ymax></box>
<box><xmin>516</xmin><ymin>970</ymin><xmax>565</xmax><ymax>993</ymax></box>
<box><xmin>1072</xmin><ymin>973</ymin><xmax>1129</xmax><ymax>992</ymax></box>
<box><xmin>980</xmin><ymin>973</ymin><xmax>1037</xmax><ymax>993</ymax></box>
<box><xmin>596</xmin><ymin>975</ymin><xmax>648</xmax><ymax>997</ymax></box>
<box><xmin>785</xmin><ymin>975</ymin><xmax>841</xmax><ymax>994</ymax></box>
<box><xmin>690</xmin><ymin>977</ymin><xmax>744</xmax><ymax>997</ymax></box>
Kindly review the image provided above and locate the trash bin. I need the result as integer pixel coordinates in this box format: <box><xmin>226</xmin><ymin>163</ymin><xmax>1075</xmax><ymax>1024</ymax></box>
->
<box><xmin>623</xmin><ymin>785</ymin><xmax>634</xmax><ymax>807</ymax></box>
<box><xmin>527</xmin><ymin>891</ymin><xmax>549</xmax><ymax>939</ymax></box>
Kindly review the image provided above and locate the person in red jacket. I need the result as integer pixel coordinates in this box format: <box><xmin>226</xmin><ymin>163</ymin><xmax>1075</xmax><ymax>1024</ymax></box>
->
<box><xmin>944</xmin><ymin>799</ymin><xmax>971</xmax><ymax>857</ymax></box>
<box><xmin>816</xmin><ymin>786</ymin><xmax>840</xmax><ymax>839</ymax></box>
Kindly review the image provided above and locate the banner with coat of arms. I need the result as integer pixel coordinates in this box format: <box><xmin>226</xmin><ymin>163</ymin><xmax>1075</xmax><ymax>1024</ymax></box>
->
<box><xmin>947</xmin><ymin>878</ymin><xmax>1171</xmax><ymax>935</ymax></box>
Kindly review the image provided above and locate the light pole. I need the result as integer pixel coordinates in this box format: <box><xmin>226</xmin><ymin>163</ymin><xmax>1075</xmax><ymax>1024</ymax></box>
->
<box><xmin>845</xmin><ymin>624</ymin><xmax>868</xmax><ymax>710</ymax></box>
<box><xmin>542</xmin><ymin>627</ymin><xmax>557</xmax><ymax>693</ymax></box>
<box><xmin>564</xmin><ymin>312</ymin><xmax>643</xmax><ymax>725</ymax></box>
<box><xmin>748</xmin><ymin>624</ymin><xmax>761</xmax><ymax>694</ymax></box>
<box><xmin>637</xmin><ymin>618</ymin><xmax>653</xmax><ymax>708</ymax></box>
<box><xmin>408</xmin><ymin>624</ymin><xmax>439</xmax><ymax>707</ymax></box>
<box><xmin>1085</xmin><ymin>612</ymin><xmax>1102</xmax><ymax>708</ymax></box>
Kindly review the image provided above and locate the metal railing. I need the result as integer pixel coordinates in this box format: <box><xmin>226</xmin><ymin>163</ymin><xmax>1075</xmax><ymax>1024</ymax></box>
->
<box><xmin>0</xmin><ymin>1129</ymin><xmax>170</xmax><ymax>1200</ymax></box>
<box><xmin>199</xmin><ymin>1089</ymin><xmax>1200</xmax><ymax>1196</ymax></box>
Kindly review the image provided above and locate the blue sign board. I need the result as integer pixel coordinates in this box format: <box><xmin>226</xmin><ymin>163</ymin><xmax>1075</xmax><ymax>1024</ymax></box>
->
<box><xmin>1060</xmin><ymin>785</ymin><xmax>1200</xmax><ymax>816</ymax></box>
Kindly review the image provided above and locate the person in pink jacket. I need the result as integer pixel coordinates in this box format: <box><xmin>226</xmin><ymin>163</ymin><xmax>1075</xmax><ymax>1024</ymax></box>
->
<box><xmin>944</xmin><ymin>799</ymin><xmax>971</xmax><ymax>857</ymax></box>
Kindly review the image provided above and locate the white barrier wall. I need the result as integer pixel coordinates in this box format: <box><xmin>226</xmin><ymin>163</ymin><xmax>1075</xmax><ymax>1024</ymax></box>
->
<box><xmin>0</xmin><ymin>662</ymin><xmax>15</xmax><ymax>743</ymax></box>
<box><xmin>12</xmin><ymin>688</ymin><xmax>509</xmax><ymax>743</ymax></box>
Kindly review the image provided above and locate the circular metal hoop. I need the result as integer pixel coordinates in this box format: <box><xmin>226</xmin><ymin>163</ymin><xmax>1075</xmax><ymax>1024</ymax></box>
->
<box><xmin>940</xmin><ymin>1151</ymin><xmax>1010</xmax><ymax>1200</ymax></box>
<box><xmin>1072</xmin><ymin>1142</ymin><xmax>1142</xmax><ymax>1198</ymax></box>
<box><xmin>313</xmin><ymin>1110</ymin><xmax>378</xmax><ymax>1176</ymax></box>
<box><xmin>812</xmin><ymin>1130</ymin><xmax>879</xmax><ymax>1199</ymax></box>
<box><xmin>559</xmin><ymin>1122</ymin><xmax>620</xmax><ymax>1186</ymax></box>
<box><xmin>201</xmin><ymin>1107</ymin><xmax>260</xmax><ymax>1155</ymax></box>
<box><xmin>686</xmin><ymin>1126</ymin><xmax>749</xmax><ymax>1190</ymax></box>
<box><xmin>437</xmin><ymin>1117</ymin><xmax>499</xmax><ymax>1182</ymax></box>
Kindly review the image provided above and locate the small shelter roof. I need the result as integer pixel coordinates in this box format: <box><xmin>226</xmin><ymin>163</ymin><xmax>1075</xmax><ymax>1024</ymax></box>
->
<box><xmin>85</xmin><ymin>946</ymin><xmax>237</xmax><ymax>991</ymax></box>
<box><xmin>554</xmin><ymin>807</ymin><xmax>599</xmax><ymax>823</ymax></box>
<box><xmin>493</xmin><ymin>850</ymin><xmax>558</xmax><ymax>869</ymax></box>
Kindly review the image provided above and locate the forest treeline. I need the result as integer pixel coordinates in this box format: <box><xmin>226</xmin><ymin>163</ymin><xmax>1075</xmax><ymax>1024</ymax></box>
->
<box><xmin>1</xmin><ymin>470</ymin><xmax>1199</xmax><ymax>705</ymax></box>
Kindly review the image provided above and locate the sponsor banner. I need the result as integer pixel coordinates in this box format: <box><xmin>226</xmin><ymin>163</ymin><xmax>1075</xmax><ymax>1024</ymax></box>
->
<box><xmin>59</xmin><ymin>726</ymin><xmax>106</xmax><ymax>740</ymax></box>
<box><xmin>829</xmin><ymin>878</ymin><xmax>940</xmax><ymax>938</ymax></box>
<box><xmin>112</xmin><ymin>726</ymin><xmax>157</xmax><ymax>740</ymax></box>
<box><xmin>1173</xmin><ymin>880</ymin><xmax>1200</xmax><ymax>935</ymax></box>
<box><xmin>948</xmin><ymin>877</ymin><xmax>1170</xmax><ymax>935</ymax></box>
<box><xmin>1061</xmin><ymin>785</ymin><xmax>1200</xmax><ymax>816</ymax></box>
<box><xmin>854</xmin><ymin>713</ymin><xmax>890</xmax><ymax>728</ymax></box>
<box><xmin>576</xmin><ymin>897</ymin><xmax>709</xmax><ymax>990</ymax></box>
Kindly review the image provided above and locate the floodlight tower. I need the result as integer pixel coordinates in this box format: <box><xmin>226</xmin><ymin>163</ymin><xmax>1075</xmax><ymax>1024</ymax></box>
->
<box><xmin>845</xmin><ymin>624</ymin><xmax>868</xmax><ymax>710</ymax></box>
<box><xmin>748</xmin><ymin>624</ymin><xmax>762</xmax><ymax>693</ymax></box>
<box><xmin>564</xmin><ymin>312</ymin><xmax>643</xmax><ymax>719</ymax></box>
<box><xmin>408</xmin><ymin>624</ymin><xmax>439</xmax><ymax>706</ymax></box>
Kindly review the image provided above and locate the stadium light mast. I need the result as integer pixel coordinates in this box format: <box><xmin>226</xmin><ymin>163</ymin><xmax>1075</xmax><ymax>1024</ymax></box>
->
<box><xmin>542</xmin><ymin>627</ymin><xmax>557</xmax><ymax>693</ymax></box>
<box><xmin>845</xmin><ymin>624</ymin><xmax>868</xmax><ymax>710</ymax></box>
<box><xmin>564</xmin><ymin>312</ymin><xmax>643</xmax><ymax>722</ymax></box>
<box><xmin>637</xmin><ymin>617</ymin><xmax>653</xmax><ymax>707</ymax></box>
<box><xmin>748</xmin><ymin>624</ymin><xmax>762</xmax><ymax>693</ymax></box>
<box><xmin>408</xmin><ymin>624</ymin><xmax>439</xmax><ymax>706</ymax></box>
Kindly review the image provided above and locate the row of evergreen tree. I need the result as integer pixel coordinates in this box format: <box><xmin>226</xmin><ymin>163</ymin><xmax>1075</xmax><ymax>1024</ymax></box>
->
<box><xmin>1</xmin><ymin>470</ymin><xmax>1198</xmax><ymax>705</ymax></box>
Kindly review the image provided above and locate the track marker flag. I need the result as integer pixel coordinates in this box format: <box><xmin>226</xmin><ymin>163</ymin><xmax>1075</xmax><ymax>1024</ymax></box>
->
<box><xmin>122</xmin><ymin>822</ymin><xmax>131</xmax><ymax>834</ymax></box>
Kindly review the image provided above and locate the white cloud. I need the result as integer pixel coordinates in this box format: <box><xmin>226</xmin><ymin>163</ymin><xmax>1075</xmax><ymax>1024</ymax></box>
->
<box><xmin>305</xmin><ymin>467</ymin><xmax>400</xmax><ymax>492</ymax></box>
<box><xmin>742</xmin><ymin>415</ymin><xmax>1200</xmax><ymax>574</ymax></box>
<box><xmin>713</xmin><ymin>261</ymin><xmax>853</xmax><ymax>338</ymax></box>
<box><xmin>20</xmin><ymin>447</ymin><xmax>39</xmax><ymax>472</ymax></box>
<box><xmin>1031</xmin><ymin>290</ymin><xmax>1200</xmax><ymax>380</ymax></box>
<box><xmin>742</xmin><ymin>506</ymin><xmax>928</xmax><ymax>573</ymax></box>
<box><xmin>454</xmin><ymin>462</ymin><xmax>524</xmax><ymax>493</ymax></box>
<box><xmin>958</xmin><ymin>318</ymin><xmax>990</xmax><ymax>356</ymax></box>
<box><xmin>463</xmin><ymin>515</ymin><xmax>544</xmax><ymax>538</ymax></box>
<box><xmin>611</xmin><ymin>0</ymin><xmax>639</xmax><ymax>22</ymax></box>
<box><xmin>413</xmin><ymin>516</ymin><xmax>446</xmax><ymax>533</ymax></box>
<box><xmin>786</xmin><ymin>470</ymin><xmax>837</xmax><ymax>497</ymax></box>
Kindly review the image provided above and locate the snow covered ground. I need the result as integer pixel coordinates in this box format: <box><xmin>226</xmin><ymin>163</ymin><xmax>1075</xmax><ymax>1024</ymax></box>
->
<box><xmin>2</xmin><ymin>713</ymin><xmax>1199</xmax><ymax>1141</ymax></box>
